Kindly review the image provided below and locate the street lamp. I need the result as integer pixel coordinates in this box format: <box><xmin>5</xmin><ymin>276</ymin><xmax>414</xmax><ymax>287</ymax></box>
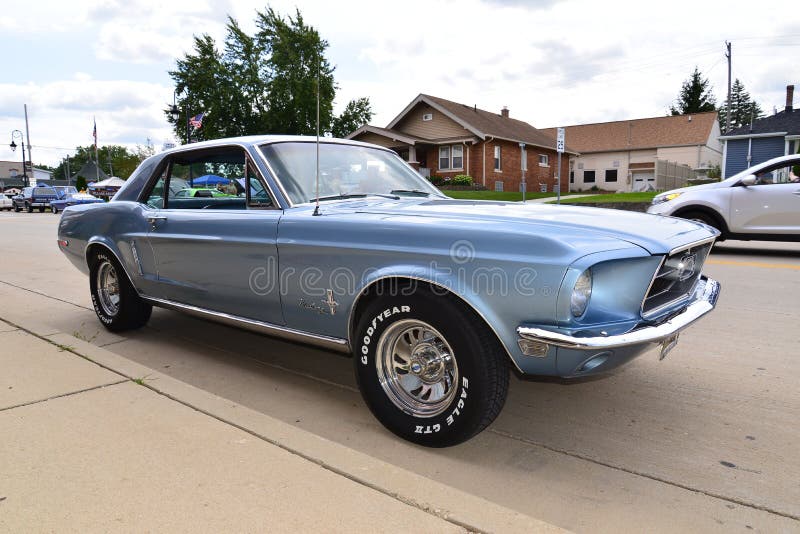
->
<box><xmin>10</xmin><ymin>129</ymin><xmax>29</xmax><ymax>188</ymax></box>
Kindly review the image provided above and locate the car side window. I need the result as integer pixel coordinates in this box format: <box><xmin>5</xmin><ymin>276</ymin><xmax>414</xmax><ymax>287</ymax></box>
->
<box><xmin>143</xmin><ymin>166</ymin><xmax>169</xmax><ymax>209</ymax></box>
<box><xmin>246</xmin><ymin>160</ymin><xmax>275</xmax><ymax>209</ymax></box>
<box><xmin>755</xmin><ymin>160</ymin><xmax>800</xmax><ymax>185</ymax></box>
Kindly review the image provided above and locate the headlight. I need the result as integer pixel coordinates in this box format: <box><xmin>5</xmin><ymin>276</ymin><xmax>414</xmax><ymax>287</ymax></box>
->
<box><xmin>652</xmin><ymin>192</ymin><xmax>682</xmax><ymax>205</ymax></box>
<box><xmin>570</xmin><ymin>269</ymin><xmax>592</xmax><ymax>317</ymax></box>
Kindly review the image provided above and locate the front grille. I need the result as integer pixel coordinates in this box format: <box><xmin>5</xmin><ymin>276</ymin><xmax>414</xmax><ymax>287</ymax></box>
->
<box><xmin>642</xmin><ymin>241</ymin><xmax>713</xmax><ymax>317</ymax></box>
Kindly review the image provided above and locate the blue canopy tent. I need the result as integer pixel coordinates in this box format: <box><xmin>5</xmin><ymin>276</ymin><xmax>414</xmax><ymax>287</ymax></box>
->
<box><xmin>190</xmin><ymin>174</ymin><xmax>229</xmax><ymax>187</ymax></box>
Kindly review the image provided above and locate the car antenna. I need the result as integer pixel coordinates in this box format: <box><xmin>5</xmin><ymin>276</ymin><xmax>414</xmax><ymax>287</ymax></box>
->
<box><xmin>313</xmin><ymin>51</ymin><xmax>321</xmax><ymax>217</ymax></box>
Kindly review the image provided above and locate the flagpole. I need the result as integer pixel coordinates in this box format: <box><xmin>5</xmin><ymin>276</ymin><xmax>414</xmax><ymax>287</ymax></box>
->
<box><xmin>94</xmin><ymin>117</ymin><xmax>99</xmax><ymax>183</ymax></box>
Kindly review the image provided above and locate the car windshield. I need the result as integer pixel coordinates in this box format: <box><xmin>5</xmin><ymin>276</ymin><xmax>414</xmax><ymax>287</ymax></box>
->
<box><xmin>260</xmin><ymin>141</ymin><xmax>443</xmax><ymax>205</ymax></box>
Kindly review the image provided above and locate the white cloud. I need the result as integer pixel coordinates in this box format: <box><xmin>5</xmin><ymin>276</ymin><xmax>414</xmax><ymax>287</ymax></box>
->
<box><xmin>2</xmin><ymin>0</ymin><xmax>799</xmax><ymax>167</ymax></box>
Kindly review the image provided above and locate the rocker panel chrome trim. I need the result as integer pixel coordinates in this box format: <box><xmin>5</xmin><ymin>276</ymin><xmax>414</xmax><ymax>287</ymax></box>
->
<box><xmin>141</xmin><ymin>296</ymin><xmax>350</xmax><ymax>353</ymax></box>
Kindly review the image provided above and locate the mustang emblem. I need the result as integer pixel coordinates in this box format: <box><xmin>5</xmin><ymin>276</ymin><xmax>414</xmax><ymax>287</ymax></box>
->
<box><xmin>299</xmin><ymin>289</ymin><xmax>339</xmax><ymax>315</ymax></box>
<box><xmin>677</xmin><ymin>253</ymin><xmax>697</xmax><ymax>281</ymax></box>
<box><xmin>324</xmin><ymin>289</ymin><xmax>339</xmax><ymax>315</ymax></box>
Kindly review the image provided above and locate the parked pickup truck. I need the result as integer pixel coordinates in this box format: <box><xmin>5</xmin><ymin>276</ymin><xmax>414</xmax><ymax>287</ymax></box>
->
<box><xmin>13</xmin><ymin>185</ymin><xmax>59</xmax><ymax>213</ymax></box>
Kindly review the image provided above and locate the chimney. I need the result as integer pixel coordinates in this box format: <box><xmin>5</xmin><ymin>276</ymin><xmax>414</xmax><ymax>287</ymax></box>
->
<box><xmin>501</xmin><ymin>106</ymin><xmax>509</xmax><ymax>118</ymax></box>
<box><xmin>786</xmin><ymin>85</ymin><xmax>794</xmax><ymax>112</ymax></box>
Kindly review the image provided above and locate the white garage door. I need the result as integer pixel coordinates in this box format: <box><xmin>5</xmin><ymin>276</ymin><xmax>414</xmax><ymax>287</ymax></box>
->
<box><xmin>632</xmin><ymin>173</ymin><xmax>656</xmax><ymax>192</ymax></box>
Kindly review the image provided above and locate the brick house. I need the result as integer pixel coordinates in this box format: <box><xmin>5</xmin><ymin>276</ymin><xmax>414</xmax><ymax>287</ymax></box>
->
<box><xmin>347</xmin><ymin>94</ymin><xmax>574</xmax><ymax>193</ymax></box>
<box><xmin>541</xmin><ymin>112</ymin><xmax>722</xmax><ymax>192</ymax></box>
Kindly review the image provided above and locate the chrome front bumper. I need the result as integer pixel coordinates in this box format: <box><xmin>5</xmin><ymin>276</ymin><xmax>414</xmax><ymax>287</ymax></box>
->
<box><xmin>518</xmin><ymin>276</ymin><xmax>720</xmax><ymax>352</ymax></box>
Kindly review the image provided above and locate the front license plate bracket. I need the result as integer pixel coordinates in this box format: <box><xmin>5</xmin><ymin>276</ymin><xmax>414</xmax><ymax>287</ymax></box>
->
<box><xmin>659</xmin><ymin>333</ymin><xmax>680</xmax><ymax>361</ymax></box>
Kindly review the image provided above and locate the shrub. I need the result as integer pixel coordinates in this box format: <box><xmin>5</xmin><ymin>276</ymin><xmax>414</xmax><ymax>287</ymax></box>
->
<box><xmin>428</xmin><ymin>175</ymin><xmax>444</xmax><ymax>186</ymax></box>
<box><xmin>451</xmin><ymin>174</ymin><xmax>473</xmax><ymax>186</ymax></box>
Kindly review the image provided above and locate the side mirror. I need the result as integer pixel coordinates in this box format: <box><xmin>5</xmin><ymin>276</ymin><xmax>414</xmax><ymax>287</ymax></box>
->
<box><xmin>740</xmin><ymin>174</ymin><xmax>757</xmax><ymax>186</ymax></box>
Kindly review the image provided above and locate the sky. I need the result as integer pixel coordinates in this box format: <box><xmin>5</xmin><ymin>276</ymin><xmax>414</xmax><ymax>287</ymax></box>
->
<box><xmin>1</xmin><ymin>0</ymin><xmax>798</xmax><ymax>169</ymax></box>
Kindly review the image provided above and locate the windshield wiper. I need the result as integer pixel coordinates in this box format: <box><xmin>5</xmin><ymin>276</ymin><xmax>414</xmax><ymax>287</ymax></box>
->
<box><xmin>390</xmin><ymin>189</ymin><xmax>432</xmax><ymax>196</ymax></box>
<box><xmin>311</xmin><ymin>193</ymin><xmax>400</xmax><ymax>202</ymax></box>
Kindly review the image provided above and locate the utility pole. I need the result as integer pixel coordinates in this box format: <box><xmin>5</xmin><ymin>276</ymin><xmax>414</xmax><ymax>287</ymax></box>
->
<box><xmin>24</xmin><ymin>104</ymin><xmax>32</xmax><ymax>178</ymax></box>
<box><xmin>65</xmin><ymin>156</ymin><xmax>71</xmax><ymax>185</ymax></box>
<box><xmin>725</xmin><ymin>41</ymin><xmax>732</xmax><ymax>133</ymax></box>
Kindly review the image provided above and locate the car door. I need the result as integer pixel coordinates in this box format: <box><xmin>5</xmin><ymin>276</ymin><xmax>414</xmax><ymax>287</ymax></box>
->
<box><xmin>729</xmin><ymin>158</ymin><xmax>800</xmax><ymax>235</ymax></box>
<box><xmin>141</xmin><ymin>145</ymin><xmax>284</xmax><ymax>325</ymax></box>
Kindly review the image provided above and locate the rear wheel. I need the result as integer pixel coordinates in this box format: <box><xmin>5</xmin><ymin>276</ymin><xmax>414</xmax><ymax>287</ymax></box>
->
<box><xmin>51</xmin><ymin>206</ymin><xmax>58</xmax><ymax>214</ymax></box>
<box><xmin>26</xmin><ymin>203</ymin><xmax>32</xmax><ymax>213</ymax></box>
<box><xmin>14</xmin><ymin>204</ymin><xmax>21</xmax><ymax>213</ymax></box>
<box><xmin>89</xmin><ymin>250</ymin><xmax>152</xmax><ymax>332</ymax></box>
<box><xmin>353</xmin><ymin>290</ymin><xmax>509</xmax><ymax>447</ymax></box>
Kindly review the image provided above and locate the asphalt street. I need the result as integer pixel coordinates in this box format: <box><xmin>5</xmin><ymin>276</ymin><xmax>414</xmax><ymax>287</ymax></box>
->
<box><xmin>1</xmin><ymin>211</ymin><xmax>798</xmax><ymax>533</ymax></box>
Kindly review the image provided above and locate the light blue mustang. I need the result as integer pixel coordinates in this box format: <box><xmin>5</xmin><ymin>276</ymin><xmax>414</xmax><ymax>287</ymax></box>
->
<box><xmin>57</xmin><ymin>136</ymin><xmax>720</xmax><ymax>446</ymax></box>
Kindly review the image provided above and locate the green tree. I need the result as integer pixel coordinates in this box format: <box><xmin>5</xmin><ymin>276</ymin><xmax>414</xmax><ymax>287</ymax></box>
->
<box><xmin>669</xmin><ymin>67</ymin><xmax>717</xmax><ymax>115</ymax></box>
<box><xmin>331</xmin><ymin>97</ymin><xmax>373</xmax><ymax>138</ymax></box>
<box><xmin>51</xmin><ymin>145</ymin><xmax>141</xmax><ymax>182</ymax></box>
<box><xmin>167</xmin><ymin>7</ymin><xmax>370</xmax><ymax>141</ymax></box>
<box><xmin>718</xmin><ymin>79</ymin><xmax>764</xmax><ymax>132</ymax></box>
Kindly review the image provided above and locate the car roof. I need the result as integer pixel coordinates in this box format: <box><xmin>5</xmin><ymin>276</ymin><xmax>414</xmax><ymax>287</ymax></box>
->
<box><xmin>158</xmin><ymin>135</ymin><xmax>387</xmax><ymax>158</ymax></box>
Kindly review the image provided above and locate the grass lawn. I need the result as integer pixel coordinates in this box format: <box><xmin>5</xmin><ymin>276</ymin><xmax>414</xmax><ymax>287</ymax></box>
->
<box><xmin>444</xmin><ymin>190</ymin><xmax>562</xmax><ymax>202</ymax></box>
<box><xmin>555</xmin><ymin>192</ymin><xmax>658</xmax><ymax>203</ymax></box>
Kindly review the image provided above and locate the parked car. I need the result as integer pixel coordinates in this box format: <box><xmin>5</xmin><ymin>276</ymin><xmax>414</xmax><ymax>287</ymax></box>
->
<box><xmin>57</xmin><ymin>136</ymin><xmax>720</xmax><ymax>446</ymax></box>
<box><xmin>0</xmin><ymin>193</ymin><xmax>13</xmax><ymax>211</ymax></box>
<box><xmin>13</xmin><ymin>185</ymin><xmax>59</xmax><ymax>213</ymax></box>
<box><xmin>50</xmin><ymin>191</ymin><xmax>104</xmax><ymax>214</ymax></box>
<box><xmin>648</xmin><ymin>154</ymin><xmax>800</xmax><ymax>241</ymax></box>
<box><xmin>173</xmin><ymin>187</ymin><xmax>237</xmax><ymax>198</ymax></box>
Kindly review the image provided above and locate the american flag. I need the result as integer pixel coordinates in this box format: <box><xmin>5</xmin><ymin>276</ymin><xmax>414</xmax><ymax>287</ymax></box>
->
<box><xmin>189</xmin><ymin>113</ymin><xmax>204</xmax><ymax>129</ymax></box>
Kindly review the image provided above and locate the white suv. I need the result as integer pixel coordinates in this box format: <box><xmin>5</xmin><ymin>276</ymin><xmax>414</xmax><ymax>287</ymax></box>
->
<box><xmin>648</xmin><ymin>154</ymin><xmax>800</xmax><ymax>241</ymax></box>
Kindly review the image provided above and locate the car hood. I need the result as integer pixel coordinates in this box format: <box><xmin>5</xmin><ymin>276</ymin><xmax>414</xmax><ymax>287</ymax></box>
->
<box><xmin>322</xmin><ymin>198</ymin><xmax>715</xmax><ymax>255</ymax></box>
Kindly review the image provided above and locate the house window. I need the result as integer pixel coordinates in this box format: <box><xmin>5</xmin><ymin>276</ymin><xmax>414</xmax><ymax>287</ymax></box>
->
<box><xmin>577</xmin><ymin>162</ymin><xmax>584</xmax><ymax>169</ymax></box>
<box><xmin>422</xmin><ymin>113</ymin><xmax>433</xmax><ymax>121</ymax></box>
<box><xmin>569</xmin><ymin>171</ymin><xmax>574</xmax><ymax>183</ymax></box>
<box><xmin>584</xmin><ymin>170</ymin><xmax>596</xmax><ymax>183</ymax></box>
<box><xmin>439</xmin><ymin>146</ymin><xmax>450</xmax><ymax>170</ymax></box>
<box><xmin>494</xmin><ymin>180</ymin><xmax>504</xmax><ymax>192</ymax></box>
<box><xmin>605</xmin><ymin>169</ymin><xmax>618</xmax><ymax>182</ymax></box>
<box><xmin>438</xmin><ymin>145</ymin><xmax>464</xmax><ymax>170</ymax></box>
<box><xmin>452</xmin><ymin>145</ymin><xmax>463</xmax><ymax>169</ymax></box>
<box><xmin>494</xmin><ymin>146</ymin><xmax>501</xmax><ymax>171</ymax></box>
<box><xmin>538</xmin><ymin>154</ymin><xmax>549</xmax><ymax>167</ymax></box>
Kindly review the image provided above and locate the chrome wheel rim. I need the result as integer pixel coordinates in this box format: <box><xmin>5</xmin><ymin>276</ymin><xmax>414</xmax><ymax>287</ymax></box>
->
<box><xmin>375</xmin><ymin>319</ymin><xmax>458</xmax><ymax>418</ymax></box>
<box><xmin>96</xmin><ymin>261</ymin><xmax>120</xmax><ymax>316</ymax></box>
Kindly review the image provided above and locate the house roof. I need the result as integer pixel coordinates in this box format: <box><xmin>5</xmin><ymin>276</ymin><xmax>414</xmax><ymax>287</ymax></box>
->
<box><xmin>382</xmin><ymin>94</ymin><xmax>576</xmax><ymax>153</ymax></box>
<box><xmin>540</xmin><ymin>112</ymin><xmax>718</xmax><ymax>153</ymax></box>
<box><xmin>347</xmin><ymin>125</ymin><xmax>429</xmax><ymax>145</ymax></box>
<box><xmin>721</xmin><ymin>109</ymin><xmax>800</xmax><ymax>138</ymax></box>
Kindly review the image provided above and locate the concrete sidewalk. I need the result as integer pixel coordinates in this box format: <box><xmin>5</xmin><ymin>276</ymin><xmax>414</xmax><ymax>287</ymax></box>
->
<box><xmin>0</xmin><ymin>316</ymin><xmax>562</xmax><ymax>533</ymax></box>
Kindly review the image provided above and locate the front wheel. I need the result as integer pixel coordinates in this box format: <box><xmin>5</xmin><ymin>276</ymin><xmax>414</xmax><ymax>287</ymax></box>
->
<box><xmin>353</xmin><ymin>290</ymin><xmax>509</xmax><ymax>447</ymax></box>
<box><xmin>51</xmin><ymin>206</ymin><xmax>58</xmax><ymax>214</ymax></box>
<box><xmin>26</xmin><ymin>203</ymin><xmax>32</xmax><ymax>213</ymax></box>
<box><xmin>89</xmin><ymin>251</ymin><xmax>152</xmax><ymax>332</ymax></box>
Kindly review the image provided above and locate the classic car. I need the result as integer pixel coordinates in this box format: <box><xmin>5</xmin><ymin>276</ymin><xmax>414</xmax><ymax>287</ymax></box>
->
<box><xmin>50</xmin><ymin>191</ymin><xmax>105</xmax><ymax>214</ymax></box>
<box><xmin>0</xmin><ymin>193</ymin><xmax>12</xmax><ymax>210</ymax></box>
<box><xmin>648</xmin><ymin>154</ymin><xmax>800</xmax><ymax>241</ymax></box>
<box><xmin>57</xmin><ymin>136</ymin><xmax>721</xmax><ymax>447</ymax></box>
